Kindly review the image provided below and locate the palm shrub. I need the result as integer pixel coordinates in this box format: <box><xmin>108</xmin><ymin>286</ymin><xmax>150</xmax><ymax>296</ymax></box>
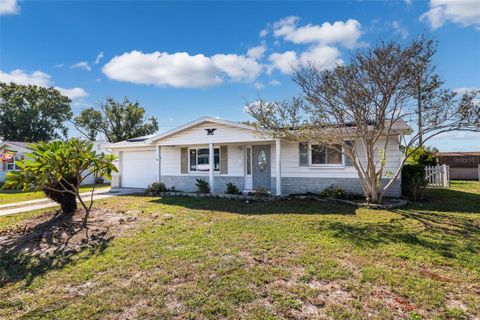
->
<box><xmin>3</xmin><ymin>139</ymin><xmax>117</xmax><ymax>226</ymax></box>
<box><xmin>195</xmin><ymin>178</ymin><xmax>210</xmax><ymax>193</ymax></box>
<box><xmin>225</xmin><ymin>182</ymin><xmax>240</xmax><ymax>195</ymax></box>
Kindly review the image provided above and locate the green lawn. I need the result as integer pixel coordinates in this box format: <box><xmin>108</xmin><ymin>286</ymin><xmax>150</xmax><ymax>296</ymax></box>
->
<box><xmin>0</xmin><ymin>184</ymin><xmax>111</xmax><ymax>205</ymax></box>
<box><xmin>0</xmin><ymin>181</ymin><xmax>479</xmax><ymax>319</ymax></box>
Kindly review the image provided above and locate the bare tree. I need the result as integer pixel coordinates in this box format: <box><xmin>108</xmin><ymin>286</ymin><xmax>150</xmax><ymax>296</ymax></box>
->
<box><xmin>246</xmin><ymin>37</ymin><xmax>479</xmax><ymax>203</ymax></box>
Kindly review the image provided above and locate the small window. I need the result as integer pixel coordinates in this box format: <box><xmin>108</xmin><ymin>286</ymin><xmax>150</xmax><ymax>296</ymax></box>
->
<box><xmin>311</xmin><ymin>144</ymin><xmax>343</xmax><ymax>165</ymax></box>
<box><xmin>344</xmin><ymin>141</ymin><xmax>354</xmax><ymax>166</ymax></box>
<box><xmin>299</xmin><ymin>143</ymin><xmax>309</xmax><ymax>166</ymax></box>
<box><xmin>6</xmin><ymin>156</ymin><xmax>20</xmax><ymax>171</ymax></box>
<box><xmin>189</xmin><ymin>148</ymin><xmax>220</xmax><ymax>172</ymax></box>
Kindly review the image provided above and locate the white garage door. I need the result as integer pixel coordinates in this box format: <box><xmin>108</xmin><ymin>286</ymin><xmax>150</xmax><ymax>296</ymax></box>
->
<box><xmin>121</xmin><ymin>151</ymin><xmax>156</xmax><ymax>188</ymax></box>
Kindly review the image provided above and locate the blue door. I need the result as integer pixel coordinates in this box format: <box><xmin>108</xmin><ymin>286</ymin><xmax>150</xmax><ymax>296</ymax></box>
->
<box><xmin>252</xmin><ymin>145</ymin><xmax>271</xmax><ymax>191</ymax></box>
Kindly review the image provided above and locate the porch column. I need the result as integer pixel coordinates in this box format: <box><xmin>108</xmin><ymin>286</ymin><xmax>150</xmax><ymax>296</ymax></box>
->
<box><xmin>275</xmin><ymin>139</ymin><xmax>282</xmax><ymax>196</ymax></box>
<box><xmin>209</xmin><ymin>143</ymin><xmax>215</xmax><ymax>193</ymax></box>
<box><xmin>155</xmin><ymin>145</ymin><xmax>161</xmax><ymax>183</ymax></box>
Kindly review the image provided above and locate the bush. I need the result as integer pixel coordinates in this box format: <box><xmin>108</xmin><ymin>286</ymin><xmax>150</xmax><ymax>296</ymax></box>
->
<box><xmin>225</xmin><ymin>182</ymin><xmax>240</xmax><ymax>195</ymax></box>
<box><xmin>195</xmin><ymin>178</ymin><xmax>210</xmax><ymax>193</ymax></box>
<box><xmin>406</xmin><ymin>146</ymin><xmax>438</xmax><ymax>166</ymax></box>
<box><xmin>319</xmin><ymin>185</ymin><xmax>347</xmax><ymax>199</ymax></box>
<box><xmin>401</xmin><ymin>164</ymin><xmax>428</xmax><ymax>200</ymax></box>
<box><xmin>95</xmin><ymin>177</ymin><xmax>105</xmax><ymax>184</ymax></box>
<box><xmin>146</xmin><ymin>182</ymin><xmax>167</xmax><ymax>195</ymax></box>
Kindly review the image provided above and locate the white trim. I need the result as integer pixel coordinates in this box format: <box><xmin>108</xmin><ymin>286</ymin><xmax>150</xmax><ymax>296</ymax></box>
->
<box><xmin>209</xmin><ymin>143</ymin><xmax>215</xmax><ymax>193</ymax></box>
<box><xmin>275</xmin><ymin>139</ymin><xmax>282</xmax><ymax>196</ymax></box>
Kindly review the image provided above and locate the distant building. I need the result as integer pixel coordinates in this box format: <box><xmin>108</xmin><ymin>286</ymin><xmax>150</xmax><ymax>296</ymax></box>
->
<box><xmin>438</xmin><ymin>152</ymin><xmax>480</xmax><ymax>180</ymax></box>
<box><xmin>0</xmin><ymin>140</ymin><xmax>32</xmax><ymax>182</ymax></box>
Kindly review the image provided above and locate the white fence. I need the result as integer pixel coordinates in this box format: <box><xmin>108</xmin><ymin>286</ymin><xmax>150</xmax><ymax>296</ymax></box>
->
<box><xmin>425</xmin><ymin>164</ymin><xmax>450</xmax><ymax>188</ymax></box>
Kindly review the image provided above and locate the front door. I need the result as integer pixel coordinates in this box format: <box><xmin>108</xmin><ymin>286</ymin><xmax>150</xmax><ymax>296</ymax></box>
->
<box><xmin>252</xmin><ymin>145</ymin><xmax>271</xmax><ymax>191</ymax></box>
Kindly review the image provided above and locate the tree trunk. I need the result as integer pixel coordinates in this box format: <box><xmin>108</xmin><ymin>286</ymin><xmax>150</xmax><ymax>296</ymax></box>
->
<box><xmin>43</xmin><ymin>177</ymin><xmax>79</xmax><ymax>216</ymax></box>
<box><xmin>82</xmin><ymin>208</ymin><xmax>91</xmax><ymax>227</ymax></box>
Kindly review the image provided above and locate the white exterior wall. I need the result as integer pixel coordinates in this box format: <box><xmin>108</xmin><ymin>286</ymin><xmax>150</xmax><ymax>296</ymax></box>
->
<box><xmin>270</xmin><ymin>136</ymin><xmax>401</xmax><ymax>179</ymax></box>
<box><xmin>112</xmin><ymin>137</ymin><xmax>402</xmax><ymax>183</ymax></box>
<box><xmin>157</xmin><ymin>122</ymin><xmax>269</xmax><ymax>146</ymax></box>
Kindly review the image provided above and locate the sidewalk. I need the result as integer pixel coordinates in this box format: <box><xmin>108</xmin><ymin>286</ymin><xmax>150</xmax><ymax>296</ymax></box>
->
<box><xmin>0</xmin><ymin>188</ymin><xmax>143</xmax><ymax>217</ymax></box>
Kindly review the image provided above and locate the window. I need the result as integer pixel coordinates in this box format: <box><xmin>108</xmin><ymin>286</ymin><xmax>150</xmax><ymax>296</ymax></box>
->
<box><xmin>189</xmin><ymin>148</ymin><xmax>219</xmax><ymax>172</ymax></box>
<box><xmin>299</xmin><ymin>143</ymin><xmax>309</xmax><ymax>166</ymax></box>
<box><xmin>311</xmin><ymin>144</ymin><xmax>342</xmax><ymax>165</ymax></box>
<box><xmin>246</xmin><ymin>147</ymin><xmax>252</xmax><ymax>175</ymax></box>
<box><xmin>300</xmin><ymin>142</ymin><xmax>354</xmax><ymax>167</ymax></box>
<box><xmin>5</xmin><ymin>156</ymin><xmax>20</xmax><ymax>171</ymax></box>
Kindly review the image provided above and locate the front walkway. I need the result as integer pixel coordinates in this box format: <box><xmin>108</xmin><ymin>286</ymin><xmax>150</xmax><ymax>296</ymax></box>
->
<box><xmin>0</xmin><ymin>188</ymin><xmax>143</xmax><ymax>217</ymax></box>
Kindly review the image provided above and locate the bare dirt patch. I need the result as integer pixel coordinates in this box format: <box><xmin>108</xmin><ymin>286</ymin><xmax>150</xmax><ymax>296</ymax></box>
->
<box><xmin>0</xmin><ymin>208</ymin><xmax>138</xmax><ymax>257</ymax></box>
<box><xmin>0</xmin><ymin>208</ymin><xmax>141</xmax><ymax>285</ymax></box>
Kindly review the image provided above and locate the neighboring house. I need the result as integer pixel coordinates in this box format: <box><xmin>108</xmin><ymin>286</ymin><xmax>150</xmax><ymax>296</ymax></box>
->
<box><xmin>109</xmin><ymin>116</ymin><xmax>411</xmax><ymax>197</ymax></box>
<box><xmin>83</xmin><ymin>140</ymin><xmax>112</xmax><ymax>184</ymax></box>
<box><xmin>438</xmin><ymin>152</ymin><xmax>480</xmax><ymax>180</ymax></box>
<box><xmin>0</xmin><ymin>140</ymin><xmax>32</xmax><ymax>183</ymax></box>
<box><xmin>0</xmin><ymin>139</ymin><xmax>111</xmax><ymax>184</ymax></box>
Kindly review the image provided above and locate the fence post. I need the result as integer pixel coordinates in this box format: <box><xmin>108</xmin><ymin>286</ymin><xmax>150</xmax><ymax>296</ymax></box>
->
<box><xmin>442</xmin><ymin>164</ymin><xmax>449</xmax><ymax>188</ymax></box>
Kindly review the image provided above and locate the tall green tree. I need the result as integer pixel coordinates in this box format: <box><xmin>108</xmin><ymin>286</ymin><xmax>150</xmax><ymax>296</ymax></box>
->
<box><xmin>74</xmin><ymin>97</ymin><xmax>159</xmax><ymax>143</ymax></box>
<box><xmin>0</xmin><ymin>82</ymin><xmax>72</xmax><ymax>141</ymax></box>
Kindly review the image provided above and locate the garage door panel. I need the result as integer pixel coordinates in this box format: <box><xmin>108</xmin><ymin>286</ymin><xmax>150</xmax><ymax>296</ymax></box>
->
<box><xmin>122</xmin><ymin>151</ymin><xmax>156</xmax><ymax>188</ymax></box>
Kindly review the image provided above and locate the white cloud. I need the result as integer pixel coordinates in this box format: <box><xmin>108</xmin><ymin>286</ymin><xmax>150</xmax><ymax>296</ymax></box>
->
<box><xmin>299</xmin><ymin>46</ymin><xmax>343</xmax><ymax>70</ymax></box>
<box><xmin>404</xmin><ymin>0</ymin><xmax>412</xmax><ymax>5</ymax></box>
<box><xmin>0</xmin><ymin>69</ymin><xmax>51</xmax><ymax>86</ymax></box>
<box><xmin>392</xmin><ymin>20</ymin><xmax>409</xmax><ymax>39</ymax></box>
<box><xmin>94</xmin><ymin>51</ymin><xmax>104</xmax><ymax>64</ymax></box>
<box><xmin>269</xmin><ymin>79</ymin><xmax>281</xmax><ymax>86</ymax></box>
<box><xmin>212</xmin><ymin>54</ymin><xmax>262</xmax><ymax>82</ymax></box>
<box><xmin>55</xmin><ymin>87</ymin><xmax>89</xmax><ymax>99</ymax></box>
<box><xmin>71</xmin><ymin>61</ymin><xmax>91</xmax><ymax>71</ymax></box>
<box><xmin>0</xmin><ymin>0</ymin><xmax>19</xmax><ymax>15</ymax></box>
<box><xmin>247</xmin><ymin>44</ymin><xmax>266</xmax><ymax>59</ymax></box>
<box><xmin>272</xmin><ymin>16</ymin><xmax>363</xmax><ymax>48</ymax></box>
<box><xmin>268</xmin><ymin>51</ymin><xmax>299</xmax><ymax>75</ymax></box>
<box><xmin>268</xmin><ymin>46</ymin><xmax>341</xmax><ymax>75</ymax></box>
<box><xmin>259</xmin><ymin>29</ymin><xmax>268</xmax><ymax>37</ymax></box>
<box><xmin>0</xmin><ymin>69</ymin><xmax>88</xmax><ymax>100</ymax></box>
<box><xmin>421</xmin><ymin>0</ymin><xmax>480</xmax><ymax>30</ymax></box>
<box><xmin>273</xmin><ymin>16</ymin><xmax>300</xmax><ymax>38</ymax></box>
<box><xmin>102</xmin><ymin>50</ymin><xmax>262</xmax><ymax>88</ymax></box>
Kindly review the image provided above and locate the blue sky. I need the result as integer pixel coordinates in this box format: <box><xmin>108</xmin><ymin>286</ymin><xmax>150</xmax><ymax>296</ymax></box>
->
<box><xmin>0</xmin><ymin>0</ymin><xmax>479</xmax><ymax>151</ymax></box>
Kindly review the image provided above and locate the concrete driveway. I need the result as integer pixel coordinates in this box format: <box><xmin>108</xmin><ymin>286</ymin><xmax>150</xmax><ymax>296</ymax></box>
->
<box><xmin>0</xmin><ymin>188</ymin><xmax>144</xmax><ymax>217</ymax></box>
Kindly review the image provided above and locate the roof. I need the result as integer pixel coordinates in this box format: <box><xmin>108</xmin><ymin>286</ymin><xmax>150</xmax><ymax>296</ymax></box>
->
<box><xmin>0</xmin><ymin>141</ymin><xmax>33</xmax><ymax>152</ymax></box>
<box><xmin>438</xmin><ymin>152</ymin><xmax>480</xmax><ymax>157</ymax></box>
<box><xmin>109</xmin><ymin>116</ymin><xmax>412</xmax><ymax>149</ymax></box>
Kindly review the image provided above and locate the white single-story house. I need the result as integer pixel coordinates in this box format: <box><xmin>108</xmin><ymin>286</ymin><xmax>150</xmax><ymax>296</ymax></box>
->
<box><xmin>109</xmin><ymin>116</ymin><xmax>411</xmax><ymax>197</ymax></box>
<box><xmin>0</xmin><ymin>141</ymin><xmax>31</xmax><ymax>182</ymax></box>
